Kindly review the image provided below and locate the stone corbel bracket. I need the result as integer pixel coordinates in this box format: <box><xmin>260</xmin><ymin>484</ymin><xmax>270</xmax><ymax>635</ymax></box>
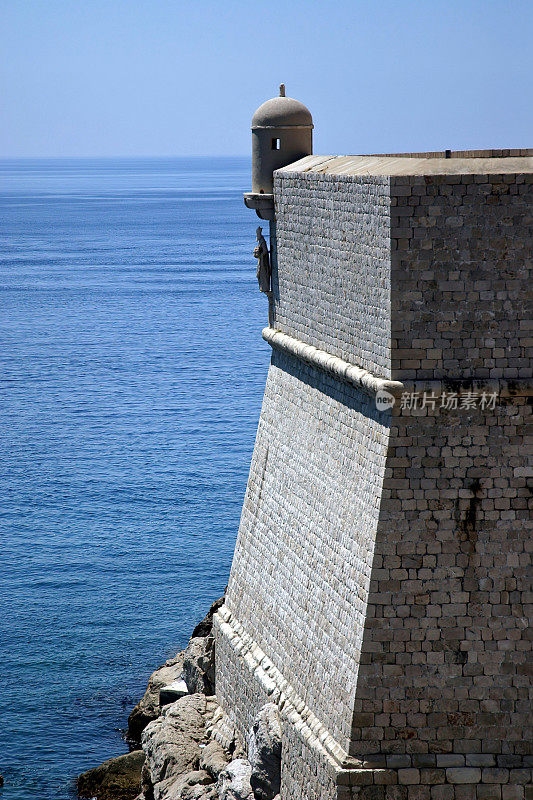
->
<box><xmin>243</xmin><ymin>193</ymin><xmax>275</xmax><ymax>221</ymax></box>
<box><xmin>262</xmin><ymin>327</ymin><xmax>404</xmax><ymax>398</ymax></box>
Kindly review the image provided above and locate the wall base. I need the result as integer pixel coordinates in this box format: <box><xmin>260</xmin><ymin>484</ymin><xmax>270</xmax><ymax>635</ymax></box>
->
<box><xmin>214</xmin><ymin>607</ymin><xmax>532</xmax><ymax>800</ymax></box>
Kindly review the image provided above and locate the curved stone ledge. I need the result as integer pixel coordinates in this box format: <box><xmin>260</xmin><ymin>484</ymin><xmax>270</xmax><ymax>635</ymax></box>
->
<box><xmin>262</xmin><ymin>328</ymin><xmax>533</xmax><ymax>401</ymax></box>
<box><xmin>261</xmin><ymin>327</ymin><xmax>404</xmax><ymax>398</ymax></box>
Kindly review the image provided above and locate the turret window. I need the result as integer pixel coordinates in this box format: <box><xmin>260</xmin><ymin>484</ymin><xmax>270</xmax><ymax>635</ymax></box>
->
<box><xmin>271</xmin><ymin>138</ymin><xmax>281</xmax><ymax>150</ymax></box>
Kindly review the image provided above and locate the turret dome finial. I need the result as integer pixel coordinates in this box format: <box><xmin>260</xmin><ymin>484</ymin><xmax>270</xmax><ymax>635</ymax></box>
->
<box><xmin>248</xmin><ymin>85</ymin><xmax>313</xmax><ymax>196</ymax></box>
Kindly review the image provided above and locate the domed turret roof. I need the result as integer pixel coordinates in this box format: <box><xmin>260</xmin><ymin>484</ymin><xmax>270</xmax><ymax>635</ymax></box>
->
<box><xmin>252</xmin><ymin>85</ymin><xmax>313</xmax><ymax>129</ymax></box>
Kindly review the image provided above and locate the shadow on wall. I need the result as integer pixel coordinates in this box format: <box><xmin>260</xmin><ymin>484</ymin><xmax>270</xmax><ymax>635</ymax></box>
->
<box><xmin>272</xmin><ymin>347</ymin><xmax>392</xmax><ymax>429</ymax></box>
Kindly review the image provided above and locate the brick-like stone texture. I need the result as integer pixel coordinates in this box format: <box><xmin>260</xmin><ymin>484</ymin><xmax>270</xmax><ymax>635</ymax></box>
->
<box><xmin>224</xmin><ymin>348</ymin><xmax>391</xmax><ymax>753</ymax></box>
<box><xmin>352</xmin><ymin>397</ymin><xmax>531</xmax><ymax>760</ymax></box>
<box><xmin>215</xmin><ymin>161</ymin><xmax>532</xmax><ymax>800</ymax></box>
<box><xmin>273</xmin><ymin>173</ymin><xmax>392</xmax><ymax>377</ymax></box>
<box><xmin>389</xmin><ymin>174</ymin><xmax>532</xmax><ymax>383</ymax></box>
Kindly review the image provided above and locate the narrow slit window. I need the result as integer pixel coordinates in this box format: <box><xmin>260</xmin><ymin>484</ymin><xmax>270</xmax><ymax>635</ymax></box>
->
<box><xmin>271</xmin><ymin>138</ymin><xmax>281</xmax><ymax>150</ymax></box>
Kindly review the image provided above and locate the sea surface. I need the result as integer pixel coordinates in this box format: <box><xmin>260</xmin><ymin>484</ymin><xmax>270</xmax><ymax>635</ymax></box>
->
<box><xmin>0</xmin><ymin>157</ymin><xmax>269</xmax><ymax>800</ymax></box>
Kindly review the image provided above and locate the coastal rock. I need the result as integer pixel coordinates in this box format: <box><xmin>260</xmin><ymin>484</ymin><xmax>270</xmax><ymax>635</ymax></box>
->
<box><xmin>206</xmin><ymin>715</ymin><xmax>245</xmax><ymax>762</ymax></box>
<box><xmin>153</xmin><ymin>769</ymin><xmax>214</xmax><ymax>800</ymax></box>
<box><xmin>217</xmin><ymin>759</ymin><xmax>253</xmax><ymax>800</ymax></box>
<box><xmin>183</xmin><ymin>787</ymin><xmax>218</xmax><ymax>800</ymax></box>
<box><xmin>159</xmin><ymin>679</ymin><xmax>189</xmax><ymax>707</ymax></box>
<box><xmin>191</xmin><ymin>596</ymin><xmax>225</xmax><ymax>639</ymax></box>
<box><xmin>200</xmin><ymin>740</ymin><xmax>230</xmax><ymax>779</ymax></box>
<box><xmin>185</xmin><ymin>789</ymin><xmax>218</xmax><ymax>800</ymax></box>
<box><xmin>247</xmin><ymin>704</ymin><xmax>282</xmax><ymax>800</ymax></box>
<box><xmin>77</xmin><ymin>750</ymin><xmax>145</xmax><ymax>800</ymax></box>
<box><xmin>141</xmin><ymin>694</ymin><xmax>218</xmax><ymax>800</ymax></box>
<box><xmin>128</xmin><ymin>598</ymin><xmax>224</xmax><ymax>751</ymax></box>
<box><xmin>128</xmin><ymin>652</ymin><xmax>185</xmax><ymax>749</ymax></box>
<box><xmin>183</xmin><ymin>637</ymin><xmax>215</xmax><ymax>696</ymax></box>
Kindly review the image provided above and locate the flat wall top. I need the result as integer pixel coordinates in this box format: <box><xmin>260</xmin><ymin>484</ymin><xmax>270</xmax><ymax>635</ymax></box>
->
<box><xmin>277</xmin><ymin>153</ymin><xmax>533</xmax><ymax>177</ymax></box>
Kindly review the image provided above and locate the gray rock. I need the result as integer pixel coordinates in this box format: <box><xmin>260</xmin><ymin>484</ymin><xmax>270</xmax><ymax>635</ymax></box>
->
<box><xmin>142</xmin><ymin>694</ymin><xmax>216</xmax><ymax>799</ymax></box>
<box><xmin>181</xmin><ymin>787</ymin><xmax>218</xmax><ymax>800</ymax></box>
<box><xmin>141</xmin><ymin>761</ymin><xmax>153</xmax><ymax>800</ymax></box>
<box><xmin>77</xmin><ymin>750</ymin><xmax>145</xmax><ymax>800</ymax></box>
<box><xmin>129</xmin><ymin>652</ymin><xmax>185</xmax><ymax>748</ymax></box>
<box><xmin>128</xmin><ymin>599</ymin><xmax>224</xmax><ymax>750</ymax></box>
<box><xmin>154</xmin><ymin>769</ymin><xmax>214</xmax><ymax>800</ymax></box>
<box><xmin>200</xmin><ymin>740</ymin><xmax>231</xmax><ymax>779</ymax></box>
<box><xmin>159</xmin><ymin>679</ymin><xmax>189</xmax><ymax>707</ymax></box>
<box><xmin>183</xmin><ymin>637</ymin><xmax>215</xmax><ymax>696</ymax></box>
<box><xmin>217</xmin><ymin>759</ymin><xmax>253</xmax><ymax>800</ymax></box>
<box><xmin>191</xmin><ymin>597</ymin><xmax>225</xmax><ymax>639</ymax></box>
<box><xmin>247</xmin><ymin>704</ymin><xmax>282</xmax><ymax>800</ymax></box>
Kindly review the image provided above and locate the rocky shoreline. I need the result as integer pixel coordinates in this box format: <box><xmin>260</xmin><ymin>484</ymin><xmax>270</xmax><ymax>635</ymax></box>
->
<box><xmin>77</xmin><ymin>598</ymin><xmax>281</xmax><ymax>800</ymax></box>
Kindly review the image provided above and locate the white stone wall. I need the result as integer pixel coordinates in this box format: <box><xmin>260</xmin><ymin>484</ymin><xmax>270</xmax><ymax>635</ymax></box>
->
<box><xmin>273</xmin><ymin>172</ymin><xmax>392</xmax><ymax>377</ymax></box>
<box><xmin>224</xmin><ymin>348</ymin><xmax>390</xmax><ymax>753</ymax></box>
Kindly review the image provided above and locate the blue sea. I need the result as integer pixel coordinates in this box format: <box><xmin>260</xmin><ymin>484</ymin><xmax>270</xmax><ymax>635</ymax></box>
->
<box><xmin>0</xmin><ymin>157</ymin><xmax>269</xmax><ymax>800</ymax></box>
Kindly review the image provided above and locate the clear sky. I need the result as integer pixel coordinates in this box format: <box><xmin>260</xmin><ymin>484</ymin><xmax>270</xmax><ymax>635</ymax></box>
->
<box><xmin>1</xmin><ymin>0</ymin><xmax>531</xmax><ymax>158</ymax></box>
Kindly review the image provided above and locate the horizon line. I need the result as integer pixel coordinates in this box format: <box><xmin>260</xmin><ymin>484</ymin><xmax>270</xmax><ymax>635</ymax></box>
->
<box><xmin>0</xmin><ymin>153</ymin><xmax>251</xmax><ymax>161</ymax></box>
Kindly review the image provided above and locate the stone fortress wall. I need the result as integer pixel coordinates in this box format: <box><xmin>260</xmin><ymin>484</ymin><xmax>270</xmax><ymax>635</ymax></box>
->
<box><xmin>213</xmin><ymin>151</ymin><xmax>532</xmax><ymax>800</ymax></box>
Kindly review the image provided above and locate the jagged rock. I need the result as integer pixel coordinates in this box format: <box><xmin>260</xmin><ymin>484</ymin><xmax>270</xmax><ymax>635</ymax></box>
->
<box><xmin>191</xmin><ymin>597</ymin><xmax>225</xmax><ymax>639</ymax></box>
<box><xmin>217</xmin><ymin>759</ymin><xmax>253</xmax><ymax>800</ymax></box>
<box><xmin>187</xmin><ymin>788</ymin><xmax>218</xmax><ymax>800</ymax></box>
<box><xmin>183</xmin><ymin>637</ymin><xmax>215</xmax><ymax>695</ymax></box>
<box><xmin>180</xmin><ymin>786</ymin><xmax>218</xmax><ymax>800</ymax></box>
<box><xmin>128</xmin><ymin>598</ymin><xmax>224</xmax><ymax>750</ymax></box>
<box><xmin>178</xmin><ymin>786</ymin><xmax>218</xmax><ymax>800</ymax></box>
<box><xmin>247</xmin><ymin>704</ymin><xmax>282</xmax><ymax>800</ymax></box>
<box><xmin>142</xmin><ymin>694</ymin><xmax>218</xmax><ymax>800</ymax></box>
<box><xmin>191</xmin><ymin>789</ymin><xmax>218</xmax><ymax>800</ymax></box>
<box><xmin>153</xmin><ymin>769</ymin><xmax>213</xmax><ymax>800</ymax></box>
<box><xmin>128</xmin><ymin>652</ymin><xmax>185</xmax><ymax>748</ymax></box>
<box><xmin>77</xmin><ymin>750</ymin><xmax>145</xmax><ymax>800</ymax></box>
<box><xmin>208</xmin><ymin>715</ymin><xmax>245</xmax><ymax>761</ymax></box>
<box><xmin>204</xmin><ymin>704</ymin><xmax>224</xmax><ymax>743</ymax></box>
<box><xmin>142</xmin><ymin>696</ymin><xmax>206</xmax><ymax>785</ymax></box>
<box><xmin>159</xmin><ymin>679</ymin><xmax>189</xmax><ymax>707</ymax></box>
<box><xmin>141</xmin><ymin>762</ymin><xmax>154</xmax><ymax>800</ymax></box>
<box><xmin>200</xmin><ymin>740</ymin><xmax>230</xmax><ymax>779</ymax></box>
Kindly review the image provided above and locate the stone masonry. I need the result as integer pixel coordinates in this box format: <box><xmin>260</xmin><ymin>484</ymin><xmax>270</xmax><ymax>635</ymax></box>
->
<box><xmin>214</xmin><ymin>152</ymin><xmax>532</xmax><ymax>800</ymax></box>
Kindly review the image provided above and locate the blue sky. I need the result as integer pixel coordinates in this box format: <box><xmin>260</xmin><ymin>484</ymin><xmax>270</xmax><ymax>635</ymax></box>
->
<box><xmin>1</xmin><ymin>0</ymin><xmax>531</xmax><ymax>158</ymax></box>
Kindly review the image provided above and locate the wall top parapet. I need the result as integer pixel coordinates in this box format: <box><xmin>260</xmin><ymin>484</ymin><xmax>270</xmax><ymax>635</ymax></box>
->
<box><xmin>276</xmin><ymin>153</ymin><xmax>533</xmax><ymax>178</ymax></box>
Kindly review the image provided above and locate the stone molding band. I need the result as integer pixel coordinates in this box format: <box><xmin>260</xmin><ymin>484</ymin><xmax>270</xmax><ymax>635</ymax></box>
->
<box><xmin>262</xmin><ymin>327</ymin><xmax>533</xmax><ymax>400</ymax></box>
<box><xmin>262</xmin><ymin>327</ymin><xmax>404</xmax><ymax>397</ymax></box>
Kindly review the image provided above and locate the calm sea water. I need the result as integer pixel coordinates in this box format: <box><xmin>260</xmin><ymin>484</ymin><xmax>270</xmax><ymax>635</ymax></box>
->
<box><xmin>0</xmin><ymin>157</ymin><xmax>269</xmax><ymax>800</ymax></box>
